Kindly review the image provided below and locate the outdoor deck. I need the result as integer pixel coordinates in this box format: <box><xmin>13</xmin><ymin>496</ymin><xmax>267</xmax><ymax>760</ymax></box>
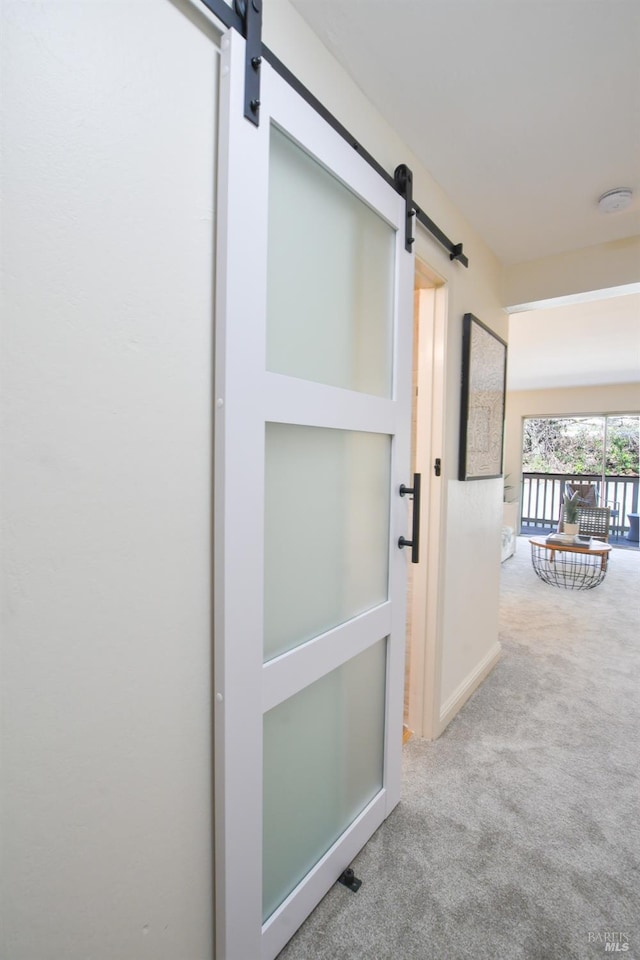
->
<box><xmin>519</xmin><ymin>522</ymin><xmax>638</xmax><ymax>551</ymax></box>
<box><xmin>520</xmin><ymin>472</ymin><xmax>639</xmax><ymax>549</ymax></box>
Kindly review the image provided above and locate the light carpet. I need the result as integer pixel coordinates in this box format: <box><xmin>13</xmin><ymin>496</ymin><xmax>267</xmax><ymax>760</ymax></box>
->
<box><xmin>277</xmin><ymin>540</ymin><xmax>640</xmax><ymax>960</ymax></box>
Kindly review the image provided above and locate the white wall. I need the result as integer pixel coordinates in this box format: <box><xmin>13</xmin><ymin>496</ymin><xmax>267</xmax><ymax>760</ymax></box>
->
<box><xmin>1</xmin><ymin>3</ymin><xmax>219</xmax><ymax>958</ymax></box>
<box><xmin>504</xmin><ymin>236</ymin><xmax>640</xmax><ymax>309</ymax></box>
<box><xmin>504</xmin><ymin>383</ymin><xmax>640</xmax><ymax>520</ymax></box>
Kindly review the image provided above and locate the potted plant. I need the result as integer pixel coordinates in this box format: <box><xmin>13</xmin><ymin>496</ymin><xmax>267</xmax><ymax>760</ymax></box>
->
<box><xmin>563</xmin><ymin>492</ymin><xmax>581</xmax><ymax>537</ymax></box>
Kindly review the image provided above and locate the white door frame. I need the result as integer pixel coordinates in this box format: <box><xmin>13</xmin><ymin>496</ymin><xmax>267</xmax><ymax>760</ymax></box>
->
<box><xmin>407</xmin><ymin>271</ymin><xmax>448</xmax><ymax>740</ymax></box>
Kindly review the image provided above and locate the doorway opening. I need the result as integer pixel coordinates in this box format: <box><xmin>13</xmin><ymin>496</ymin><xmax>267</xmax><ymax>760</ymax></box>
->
<box><xmin>520</xmin><ymin>414</ymin><xmax>639</xmax><ymax>540</ymax></box>
<box><xmin>403</xmin><ymin>259</ymin><xmax>447</xmax><ymax>742</ymax></box>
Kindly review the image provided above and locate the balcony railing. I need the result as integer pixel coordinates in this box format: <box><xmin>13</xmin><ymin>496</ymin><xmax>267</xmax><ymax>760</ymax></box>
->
<box><xmin>521</xmin><ymin>473</ymin><xmax>639</xmax><ymax>538</ymax></box>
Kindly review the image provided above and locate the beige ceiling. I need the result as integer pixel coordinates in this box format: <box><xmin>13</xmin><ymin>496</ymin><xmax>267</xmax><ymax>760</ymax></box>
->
<box><xmin>291</xmin><ymin>0</ymin><xmax>640</xmax><ymax>266</ymax></box>
<box><xmin>508</xmin><ymin>293</ymin><xmax>640</xmax><ymax>391</ymax></box>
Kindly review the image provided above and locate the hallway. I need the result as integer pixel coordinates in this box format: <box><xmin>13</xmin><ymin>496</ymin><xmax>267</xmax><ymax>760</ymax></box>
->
<box><xmin>277</xmin><ymin>544</ymin><xmax>640</xmax><ymax>960</ymax></box>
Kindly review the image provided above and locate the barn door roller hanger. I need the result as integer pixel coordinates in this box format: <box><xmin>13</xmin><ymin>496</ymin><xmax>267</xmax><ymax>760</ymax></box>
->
<box><xmin>200</xmin><ymin>0</ymin><xmax>468</xmax><ymax>267</ymax></box>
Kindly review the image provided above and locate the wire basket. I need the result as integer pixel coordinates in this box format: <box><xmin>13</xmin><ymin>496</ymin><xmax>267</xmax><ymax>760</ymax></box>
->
<box><xmin>530</xmin><ymin>543</ymin><xmax>609</xmax><ymax>590</ymax></box>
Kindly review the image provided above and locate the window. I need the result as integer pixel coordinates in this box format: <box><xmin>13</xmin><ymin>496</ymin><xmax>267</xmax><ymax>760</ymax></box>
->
<box><xmin>522</xmin><ymin>416</ymin><xmax>639</xmax><ymax>477</ymax></box>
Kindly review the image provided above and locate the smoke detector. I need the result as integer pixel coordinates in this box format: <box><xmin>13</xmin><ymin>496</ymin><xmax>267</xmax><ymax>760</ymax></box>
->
<box><xmin>597</xmin><ymin>188</ymin><xmax>633</xmax><ymax>214</ymax></box>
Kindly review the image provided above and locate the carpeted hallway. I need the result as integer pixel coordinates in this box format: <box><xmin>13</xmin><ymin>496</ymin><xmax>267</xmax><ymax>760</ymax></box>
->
<box><xmin>277</xmin><ymin>540</ymin><xmax>640</xmax><ymax>960</ymax></box>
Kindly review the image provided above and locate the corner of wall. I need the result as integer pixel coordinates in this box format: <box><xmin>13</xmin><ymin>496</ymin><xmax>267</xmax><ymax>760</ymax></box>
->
<box><xmin>437</xmin><ymin>642</ymin><xmax>502</xmax><ymax>737</ymax></box>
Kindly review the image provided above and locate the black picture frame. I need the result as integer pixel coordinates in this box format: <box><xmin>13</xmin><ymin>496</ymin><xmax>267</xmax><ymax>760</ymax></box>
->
<box><xmin>459</xmin><ymin>313</ymin><xmax>507</xmax><ymax>481</ymax></box>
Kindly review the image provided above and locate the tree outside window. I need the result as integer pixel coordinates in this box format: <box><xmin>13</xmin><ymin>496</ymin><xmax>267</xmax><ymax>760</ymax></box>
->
<box><xmin>522</xmin><ymin>415</ymin><xmax>639</xmax><ymax>477</ymax></box>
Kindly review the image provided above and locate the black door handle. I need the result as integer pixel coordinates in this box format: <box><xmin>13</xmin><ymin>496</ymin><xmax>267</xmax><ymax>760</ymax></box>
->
<box><xmin>398</xmin><ymin>472</ymin><xmax>421</xmax><ymax>564</ymax></box>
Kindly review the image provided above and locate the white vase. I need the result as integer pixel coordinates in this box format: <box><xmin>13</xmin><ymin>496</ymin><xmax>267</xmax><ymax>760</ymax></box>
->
<box><xmin>564</xmin><ymin>522</ymin><xmax>579</xmax><ymax>537</ymax></box>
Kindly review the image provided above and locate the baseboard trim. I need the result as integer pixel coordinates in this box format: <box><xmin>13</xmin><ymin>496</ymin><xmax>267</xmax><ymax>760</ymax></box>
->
<box><xmin>437</xmin><ymin>641</ymin><xmax>502</xmax><ymax>736</ymax></box>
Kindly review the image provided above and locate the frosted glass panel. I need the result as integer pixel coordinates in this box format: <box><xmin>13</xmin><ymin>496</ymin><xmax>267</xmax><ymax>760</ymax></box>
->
<box><xmin>264</xmin><ymin>424</ymin><xmax>390</xmax><ymax>661</ymax></box>
<box><xmin>263</xmin><ymin>638</ymin><xmax>386</xmax><ymax>921</ymax></box>
<box><xmin>267</xmin><ymin>126</ymin><xmax>395</xmax><ymax>397</ymax></box>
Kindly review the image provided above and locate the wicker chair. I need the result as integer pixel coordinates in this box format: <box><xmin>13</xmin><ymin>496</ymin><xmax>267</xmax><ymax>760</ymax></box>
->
<box><xmin>564</xmin><ymin>482</ymin><xmax>619</xmax><ymax>537</ymax></box>
<box><xmin>575</xmin><ymin>505</ymin><xmax>611</xmax><ymax>542</ymax></box>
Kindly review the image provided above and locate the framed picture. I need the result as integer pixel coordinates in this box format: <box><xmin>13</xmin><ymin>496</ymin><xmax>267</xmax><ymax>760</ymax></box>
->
<box><xmin>459</xmin><ymin>313</ymin><xmax>507</xmax><ymax>481</ymax></box>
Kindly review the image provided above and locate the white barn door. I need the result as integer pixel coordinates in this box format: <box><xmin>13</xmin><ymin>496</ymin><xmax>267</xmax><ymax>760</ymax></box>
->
<box><xmin>214</xmin><ymin>29</ymin><xmax>414</xmax><ymax>960</ymax></box>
